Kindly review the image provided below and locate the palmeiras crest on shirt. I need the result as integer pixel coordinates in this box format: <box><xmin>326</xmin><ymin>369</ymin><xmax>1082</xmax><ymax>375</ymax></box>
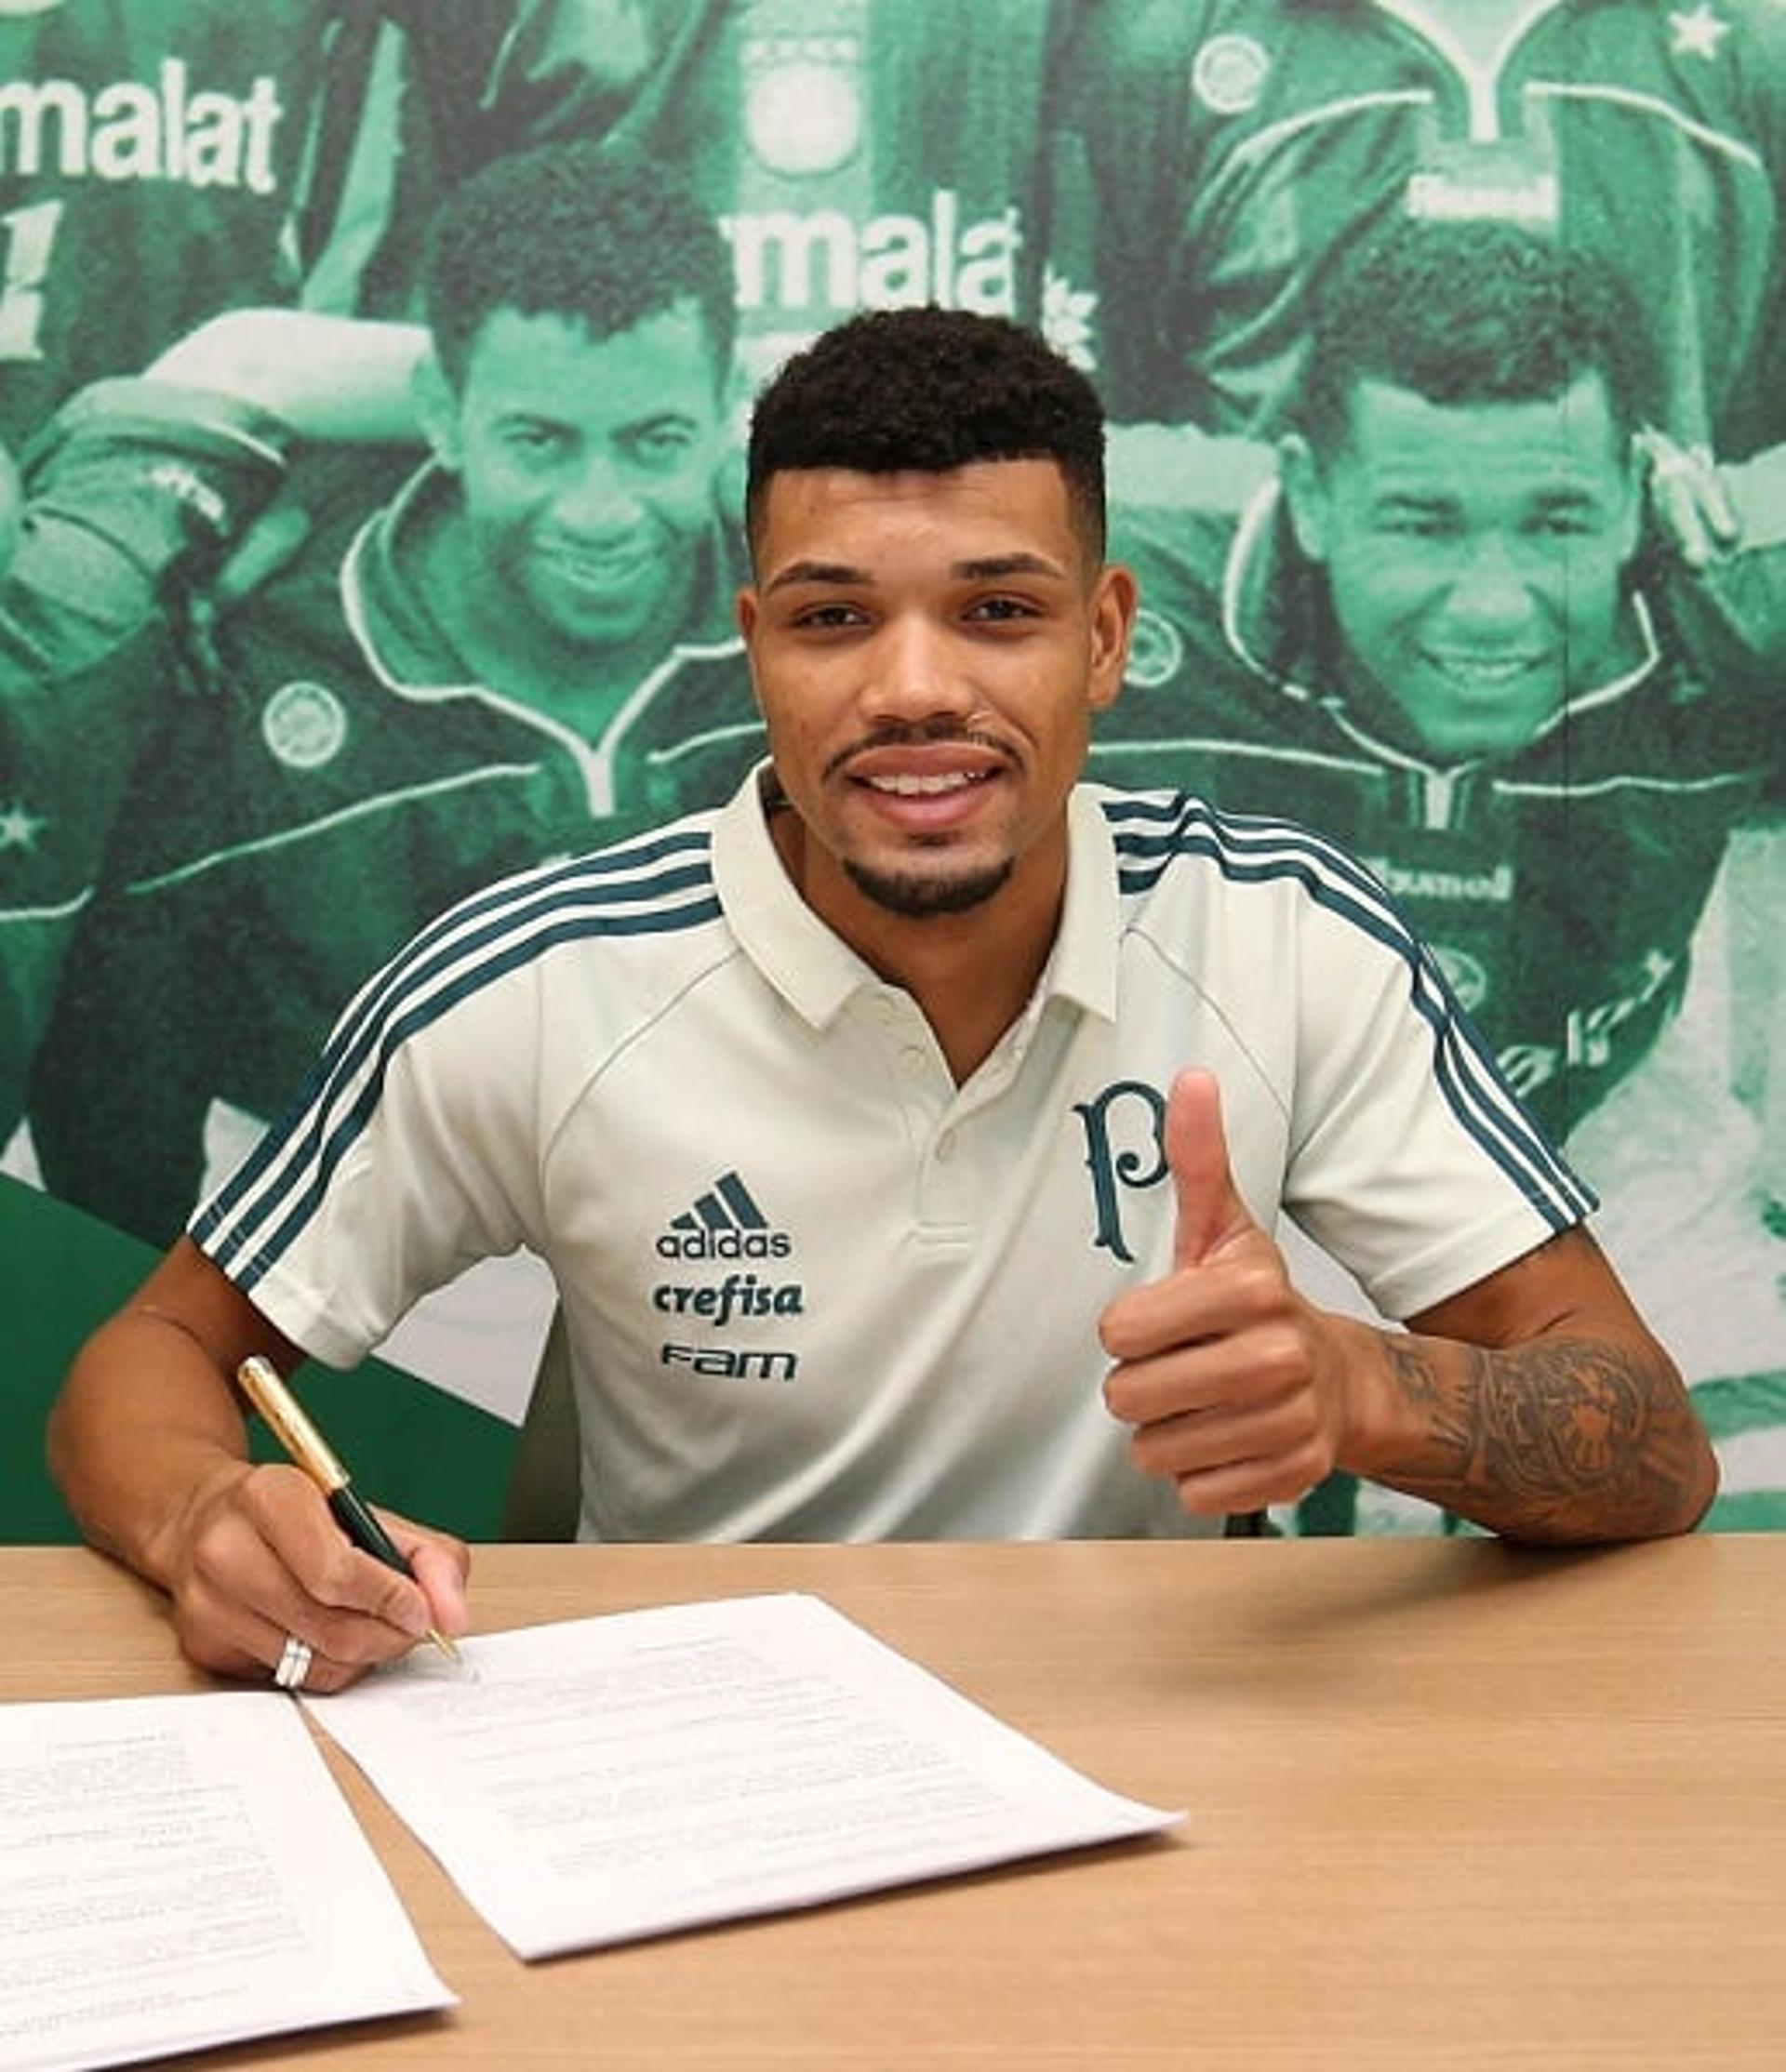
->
<box><xmin>1074</xmin><ymin>1080</ymin><xmax>1170</xmax><ymax>1264</ymax></box>
<box><xmin>260</xmin><ymin>681</ymin><xmax>348</xmax><ymax>770</ymax></box>
<box><xmin>1124</xmin><ymin>607</ymin><xmax>1185</xmax><ymax>691</ymax></box>
<box><xmin>741</xmin><ymin>15</ymin><xmax>865</xmax><ymax>179</ymax></box>
<box><xmin>1191</xmin><ymin>34</ymin><xmax>1271</xmax><ymax>116</ymax></box>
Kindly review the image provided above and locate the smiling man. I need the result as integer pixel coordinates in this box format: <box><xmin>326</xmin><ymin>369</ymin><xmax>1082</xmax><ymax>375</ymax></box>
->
<box><xmin>24</xmin><ymin>141</ymin><xmax>766</xmax><ymax>1245</ymax></box>
<box><xmin>736</xmin><ymin>450</ymin><xmax>1130</xmax><ymax>1079</ymax></box>
<box><xmin>49</xmin><ymin>304</ymin><xmax>1715</xmax><ymax>1693</ymax></box>
<box><xmin>1280</xmin><ymin>365</ymin><xmax>1639</xmax><ymax>766</ymax></box>
<box><xmin>406</xmin><ymin>203</ymin><xmax>726</xmax><ymax>723</ymax></box>
<box><xmin>1051</xmin><ymin>0</ymin><xmax>1786</xmax><ymax>458</ymax></box>
<box><xmin>1097</xmin><ymin>219</ymin><xmax>1779</xmax><ymax>1143</ymax></box>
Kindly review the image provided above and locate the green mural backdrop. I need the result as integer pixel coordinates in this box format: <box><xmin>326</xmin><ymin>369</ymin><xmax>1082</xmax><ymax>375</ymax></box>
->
<box><xmin>1</xmin><ymin>0</ymin><xmax>1780</xmax><ymax>1532</ymax></box>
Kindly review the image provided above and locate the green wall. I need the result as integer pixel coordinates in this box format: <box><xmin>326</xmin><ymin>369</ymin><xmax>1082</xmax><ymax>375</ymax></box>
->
<box><xmin>2</xmin><ymin>1175</ymin><xmax>516</xmax><ymax>1544</ymax></box>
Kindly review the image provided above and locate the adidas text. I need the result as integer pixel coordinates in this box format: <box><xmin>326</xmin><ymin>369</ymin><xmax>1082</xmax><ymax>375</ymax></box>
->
<box><xmin>656</xmin><ymin>1229</ymin><xmax>792</xmax><ymax>1261</ymax></box>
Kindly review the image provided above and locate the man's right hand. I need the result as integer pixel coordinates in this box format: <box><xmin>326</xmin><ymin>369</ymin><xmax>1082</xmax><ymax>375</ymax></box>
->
<box><xmin>47</xmin><ymin>1238</ymin><xmax>471</xmax><ymax>1693</ymax></box>
<box><xmin>1639</xmin><ymin>426</ymin><xmax>1740</xmax><ymax>568</ymax></box>
<box><xmin>162</xmin><ymin>1458</ymin><xmax>470</xmax><ymax>1692</ymax></box>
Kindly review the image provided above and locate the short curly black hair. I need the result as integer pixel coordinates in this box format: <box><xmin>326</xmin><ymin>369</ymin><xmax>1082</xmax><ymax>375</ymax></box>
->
<box><xmin>422</xmin><ymin>140</ymin><xmax>735</xmax><ymax>390</ymax></box>
<box><xmin>1296</xmin><ymin>218</ymin><xmax>1654</xmax><ymax>458</ymax></box>
<box><xmin>745</xmin><ymin>307</ymin><xmax>1108</xmax><ymax>558</ymax></box>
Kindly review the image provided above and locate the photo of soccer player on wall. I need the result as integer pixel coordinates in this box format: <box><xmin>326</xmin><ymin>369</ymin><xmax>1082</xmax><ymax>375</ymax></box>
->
<box><xmin>2</xmin><ymin>1</ymin><xmax>1780</xmax><ymax>1527</ymax></box>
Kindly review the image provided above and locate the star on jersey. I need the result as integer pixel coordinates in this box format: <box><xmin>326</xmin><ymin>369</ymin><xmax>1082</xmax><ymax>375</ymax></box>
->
<box><xmin>1670</xmin><ymin>5</ymin><xmax>1732</xmax><ymax>60</ymax></box>
<box><xmin>0</xmin><ymin>801</ymin><xmax>45</xmax><ymax>854</ymax></box>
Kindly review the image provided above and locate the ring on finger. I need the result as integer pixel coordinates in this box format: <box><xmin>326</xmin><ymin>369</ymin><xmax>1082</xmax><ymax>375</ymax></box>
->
<box><xmin>273</xmin><ymin>1633</ymin><xmax>314</xmax><ymax>1691</ymax></box>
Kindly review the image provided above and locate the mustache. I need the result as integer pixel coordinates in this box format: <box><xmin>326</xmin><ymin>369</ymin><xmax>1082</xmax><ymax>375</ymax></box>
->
<box><xmin>821</xmin><ymin>720</ymin><xmax>1014</xmax><ymax>784</ymax></box>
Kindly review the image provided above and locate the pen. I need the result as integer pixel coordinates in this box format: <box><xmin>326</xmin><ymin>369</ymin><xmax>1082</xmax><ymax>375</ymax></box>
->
<box><xmin>236</xmin><ymin>1355</ymin><xmax>460</xmax><ymax>1662</ymax></box>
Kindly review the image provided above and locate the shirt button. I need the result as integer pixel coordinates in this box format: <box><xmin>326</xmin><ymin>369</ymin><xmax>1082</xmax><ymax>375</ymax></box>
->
<box><xmin>900</xmin><ymin>1046</ymin><xmax>926</xmax><ymax>1076</ymax></box>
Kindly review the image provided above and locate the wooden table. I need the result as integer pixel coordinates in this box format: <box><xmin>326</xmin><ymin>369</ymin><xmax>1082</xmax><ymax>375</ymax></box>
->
<box><xmin>8</xmin><ymin>1536</ymin><xmax>1783</xmax><ymax>2069</ymax></box>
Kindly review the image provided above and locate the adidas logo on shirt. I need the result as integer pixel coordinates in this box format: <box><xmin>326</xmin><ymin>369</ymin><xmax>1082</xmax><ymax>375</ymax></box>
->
<box><xmin>656</xmin><ymin>1171</ymin><xmax>793</xmax><ymax>1260</ymax></box>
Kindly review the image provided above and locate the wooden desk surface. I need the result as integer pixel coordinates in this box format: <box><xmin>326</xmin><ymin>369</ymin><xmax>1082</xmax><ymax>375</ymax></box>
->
<box><xmin>8</xmin><ymin>1536</ymin><xmax>1783</xmax><ymax>2070</ymax></box>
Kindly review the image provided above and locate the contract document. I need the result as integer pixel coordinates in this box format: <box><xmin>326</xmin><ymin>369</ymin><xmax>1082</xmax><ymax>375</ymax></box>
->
<box><xmin>0</xmin><ymin>1691</ymin><xmax>452</xmax><ymax>2072</ymax></box>
<box><xmin>310</xmin><ymin>1591</ymin><xmax>1183</xmax><ymax>1958</ymax></box>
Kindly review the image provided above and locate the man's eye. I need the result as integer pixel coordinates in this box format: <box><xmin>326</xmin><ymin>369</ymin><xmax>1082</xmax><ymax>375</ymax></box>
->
<box><xmin>966</xmin><ymin>595</ymin><xmax>1037</xmax><ymax>621</ymax></box>
<box><xmin>1379</xmin><ymin>514</ymin><xmax>1455</xmax><ymax>539</ymax></box>
<box><xmin>506</xmin><ymin>426</ymin><xmax>566</xmax><ymax>459</ymax></box>
<box><xmin>629</xmin><ymin>425</ymin><xmax>698</xmax><ymax>472</ymax></box>
<box><xmin>793</xmin><ymin>603</ymin><xmax>865</xmax><ymax>630</ymax></box>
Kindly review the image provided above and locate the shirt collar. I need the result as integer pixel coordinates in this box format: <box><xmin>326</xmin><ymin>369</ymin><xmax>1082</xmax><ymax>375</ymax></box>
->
<box><xmin>711</xmin><ymin>769</ymin><xmax>1121</xmax><ymax>1031</ymax></box>
<box><xmin>340</xmin><ymin>464</ymin><xmax>476</xmax><ymax>693</ymax></box>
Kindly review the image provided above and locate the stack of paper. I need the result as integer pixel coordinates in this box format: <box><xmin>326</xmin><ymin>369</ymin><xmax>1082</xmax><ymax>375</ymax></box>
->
<box><xmin>309</xmin><ymin>1590</ymin><xmax>1183</xmax><ymax>1958</ymax></box>
<box><xmin>0</xmin><ymin>1589</ymin><xmax>1180</xmax><ymax>2071</ymax></box>
<box><xmin>0</xmin><ymin>1691</ymin><xmax>452</xmax><ymax>2072</ymax></box>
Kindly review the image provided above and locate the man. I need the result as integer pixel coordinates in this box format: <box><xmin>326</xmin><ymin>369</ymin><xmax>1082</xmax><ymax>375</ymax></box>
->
<box><xmin>47</xmin><ymin>305</ymin><xmax>1716</xmax><ymax>1691</ymax></box>
<box><xmin>0</xmin><ymin>0</ymin><xmax>352</xmax><ymax>447</ymax></box>
<box><xmin>1093</xmin><ymin>218</ymin><xmax>1779</xmax><ymax>1144</ymax></box>
<box><xmin>0</xmin><ymin>0</ymin><xmax>533</xmax><ymax>444</ymax></box>
<box><xmin>1048</xmin><ymin>0</ymin><xmax>1786</xmax><ymax>479</ymax></box>
<box><xmin>20</xmin><ymin>140</ymin><xmax>765</xmax><ymax>1243</ymax></box>
<box><xmin>351</xmin><ymin>0</ymin><xmax>1090</xmax><ymax>382</ymax></box>
<box><xmin>0</xmin><ymin>361</ymin><xmax>300</xmax><ymax>1145</ymax></box>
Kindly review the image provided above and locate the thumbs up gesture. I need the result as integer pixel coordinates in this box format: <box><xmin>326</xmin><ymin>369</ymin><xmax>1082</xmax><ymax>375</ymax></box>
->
<box><xmin>1100</xmin><ymin>1069</ymin><xmax>1355</xmax><ymax>1519</ymax></box>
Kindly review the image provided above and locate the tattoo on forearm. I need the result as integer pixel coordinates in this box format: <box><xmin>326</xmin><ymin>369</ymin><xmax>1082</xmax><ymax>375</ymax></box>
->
<box><xmin>1379</xmin><ymin>1334</ymin><xmax>1707</xmax><ymax>1541</ymax></box>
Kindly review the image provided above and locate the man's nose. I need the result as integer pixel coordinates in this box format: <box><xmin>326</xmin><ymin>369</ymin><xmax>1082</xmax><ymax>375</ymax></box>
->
<box><xmin>1446</xmin><ymin>533</ymin><xmax>1533</xmax><ymax>624</ymax></box>
<box><xmin>550</xmin><ymin>454</ymin><xmax>643</xmax><ymax>537</ymax></box>
<box><xmin>864</xmin><ymin>615</ymin><xmax>976</xmax><ymax>723</ymax></box>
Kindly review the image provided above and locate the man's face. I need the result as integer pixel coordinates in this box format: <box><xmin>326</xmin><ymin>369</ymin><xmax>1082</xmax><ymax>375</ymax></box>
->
<box><xmin>1286</xmin><ymin>373</ymin><xmax>1641</xmax><ymax>760</ymax></box>
<box><xmin>738</xmin><ymin>460</ymin><xmax>1132</xmax><ymax>930</ymax></box>
<box><xmin>434</xmin><ymin>300</ymin><xmax>722</xmax><ymax>650</ymax></box>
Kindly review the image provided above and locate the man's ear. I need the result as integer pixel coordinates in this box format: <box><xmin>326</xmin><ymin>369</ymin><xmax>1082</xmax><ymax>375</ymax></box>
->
<box><xmin>1087</xmin><ymin>561</ymin><xmax>1140</xmax><ymax>713</ymax></box>
<box><xmin>412</xmin><ymin>351</ymin><xmax>462</xmax><ymax>472</ymax></box>
<box><xmin>733</xmin><ymin>587</ymin><xmax>769</xmax><ymax>719</ymax></box>
<box><xmin>1277</xmin><ymin>433</ymin><xmax>1330</xmax><ymax>564</ymax></box>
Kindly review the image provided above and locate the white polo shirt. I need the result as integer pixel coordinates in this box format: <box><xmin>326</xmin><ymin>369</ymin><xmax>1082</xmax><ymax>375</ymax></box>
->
<box><xmin>193</xmin><ymin>774</ymin><xmax>1594</xmax><ymax>1543</ymax></box>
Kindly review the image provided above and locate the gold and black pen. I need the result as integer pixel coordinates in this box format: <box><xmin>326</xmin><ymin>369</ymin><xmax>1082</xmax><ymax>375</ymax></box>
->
<box><xmin>237</xmin><ymin>1355</ymin><xmax>460</xmax><ymax>1662</ymax></box>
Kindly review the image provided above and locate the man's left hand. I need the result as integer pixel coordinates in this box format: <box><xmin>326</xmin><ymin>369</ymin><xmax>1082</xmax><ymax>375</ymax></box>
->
<box><xmin>1100</xmin><ymin>1069</ymin><xmax>1356</xmax><ymax>1517</ymax></box>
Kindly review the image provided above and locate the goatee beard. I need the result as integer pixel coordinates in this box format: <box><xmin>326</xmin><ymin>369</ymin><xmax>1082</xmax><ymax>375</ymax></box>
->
<box><xmin>843</xmin><ymin>856</ymin><xmax>1014</xmax><ymax>918</ymax></box>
